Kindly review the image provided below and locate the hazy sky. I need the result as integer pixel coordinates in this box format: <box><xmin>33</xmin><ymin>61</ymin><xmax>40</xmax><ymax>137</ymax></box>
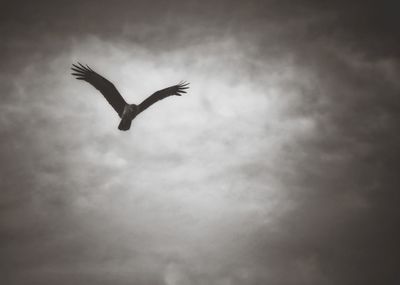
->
<box><xmin>1</xmin><ymin>1</ymin><xmax>399</xmax><ymax>284</ymax></box>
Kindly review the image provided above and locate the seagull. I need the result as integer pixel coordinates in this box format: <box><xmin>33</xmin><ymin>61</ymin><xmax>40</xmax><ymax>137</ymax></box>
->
<box><xmin>71</xmin><ymin>62</ymin><xmax>189</xmax><ymax>131</ymax></box>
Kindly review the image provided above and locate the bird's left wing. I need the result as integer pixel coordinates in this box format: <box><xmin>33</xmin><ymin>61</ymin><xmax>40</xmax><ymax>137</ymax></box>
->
<box><xmin>138</xmin><ymin>81</ymin><xmax>189</xmax><ymax>114</ymax></box>
<box><xmin>71</xmin><ymin>63</ymin><xmax>127</xmax><ymax>117</ymax></box>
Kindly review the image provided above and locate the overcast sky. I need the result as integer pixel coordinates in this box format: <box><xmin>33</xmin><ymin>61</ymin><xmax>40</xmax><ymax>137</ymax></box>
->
<box><xmin>1</xmin><ymin>1</ymin><xmax>399</xmax><ymax>284</ymax></box>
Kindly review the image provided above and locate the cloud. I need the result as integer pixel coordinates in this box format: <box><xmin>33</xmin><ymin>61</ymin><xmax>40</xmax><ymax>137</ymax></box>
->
<box><xmin>1</xmin><ymin>1</ymin><xmax>399</xmax><ymax>284</ymax></box>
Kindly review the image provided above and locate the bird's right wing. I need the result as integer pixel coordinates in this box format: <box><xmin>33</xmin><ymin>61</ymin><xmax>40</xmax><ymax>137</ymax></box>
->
<box><xmin>138</xmin><ymin>81</ymin><xmax>190</xmax><ymax>113</ymax></box>
<box><xmin>71</xmin><ymin>63</ymin><xmax>127</xmax><ymax>117</ymax></box>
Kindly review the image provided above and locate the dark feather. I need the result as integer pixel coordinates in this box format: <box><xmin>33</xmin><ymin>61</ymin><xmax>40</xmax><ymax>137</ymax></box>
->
<box><xmin>71</xmin><ymin>62</ymin><xmax>127</xmax><ymax>117</ymax></box>
<box><xmin>138</xmin><ymin>81</ymin><xmax>190</xmax><ymax>113</ymax></box>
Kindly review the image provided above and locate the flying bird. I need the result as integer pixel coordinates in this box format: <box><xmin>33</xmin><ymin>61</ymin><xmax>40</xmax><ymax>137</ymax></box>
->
<box><xmin>71</xmin><ymin>62</ymin><xmax>189</xmax><ymax>131</ymax></box>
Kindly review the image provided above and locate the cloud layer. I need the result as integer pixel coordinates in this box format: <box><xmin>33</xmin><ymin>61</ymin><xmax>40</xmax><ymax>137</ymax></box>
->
<box><xmin>1</xmin><ymin>1</ymin><xmax>399</xmax><ymax>284</ymax></box>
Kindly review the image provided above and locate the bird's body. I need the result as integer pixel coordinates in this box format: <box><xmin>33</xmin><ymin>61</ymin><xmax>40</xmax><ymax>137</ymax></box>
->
<box><xmin>71</xmin><ymin>62</ymin><xmax>189</xmax><ymax>131</ymax></box>
<box><xmin>119</xmin><ymin>104</ymin><xmax>139</xmax><ymax>131</ymax></box>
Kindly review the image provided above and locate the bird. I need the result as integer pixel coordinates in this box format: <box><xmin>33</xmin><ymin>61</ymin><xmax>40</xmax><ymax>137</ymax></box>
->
<box><xmin>71</xmin><ymin>62</ymin><xmax>189</xmax><ymax>131</ymax></box>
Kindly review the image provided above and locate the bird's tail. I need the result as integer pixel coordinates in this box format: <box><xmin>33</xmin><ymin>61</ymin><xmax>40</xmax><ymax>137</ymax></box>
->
<box><xmin>118</xmin><ymin>118</ymin><xmax>132</xmax><ymax>131</ymax></box>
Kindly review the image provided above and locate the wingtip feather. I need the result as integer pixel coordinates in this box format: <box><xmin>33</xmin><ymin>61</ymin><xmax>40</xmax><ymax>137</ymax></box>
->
<box><xmin>71</xmin><ymin>65</ymin><xmax>85</xmax><ymax>72</ymax></box>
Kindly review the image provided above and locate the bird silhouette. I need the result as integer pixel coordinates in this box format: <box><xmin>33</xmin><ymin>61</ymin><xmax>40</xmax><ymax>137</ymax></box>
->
<box><xmin>71</xmin><ymin>62</ymin><xmax>189</xmax><ymax>131</ymax></box>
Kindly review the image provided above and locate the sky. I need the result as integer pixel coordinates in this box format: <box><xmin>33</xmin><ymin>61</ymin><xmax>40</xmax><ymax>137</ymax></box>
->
<box><xmin>0</xmin><ymin>0</ymin><xmax>399</xmax><ymax>284</ymax></box>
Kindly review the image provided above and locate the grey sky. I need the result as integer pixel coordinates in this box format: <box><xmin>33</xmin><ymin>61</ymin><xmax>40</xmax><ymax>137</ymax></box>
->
<box><xmin>1</xmin><ymin>1</ymin><xmax>399</xmax><ymax>284</ymax></box>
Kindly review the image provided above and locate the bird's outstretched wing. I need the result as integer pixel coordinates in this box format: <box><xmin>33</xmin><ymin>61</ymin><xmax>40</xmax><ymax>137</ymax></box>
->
<box><xmin>71</xmin><ymin>63</ymin><xmax>127</xmax><ymax>117</ymax></box>
<box><xmin>138</xmin><ymin>81</ymin><xmax>190</xmax><ymax>113</ymax></box>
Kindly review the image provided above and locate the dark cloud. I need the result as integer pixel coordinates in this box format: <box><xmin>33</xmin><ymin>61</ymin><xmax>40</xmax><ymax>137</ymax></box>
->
<box><xmin>1</xmin><ymin>0</ymin><xmax>399</xmax><ymax>284</ymax></box>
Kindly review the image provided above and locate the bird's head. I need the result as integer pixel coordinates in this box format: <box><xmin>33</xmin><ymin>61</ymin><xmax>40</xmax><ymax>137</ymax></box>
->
<box><xmin>129</xmin><ymin>104</ymin><xmax>140</xmax><ymax>114</ymax></box>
